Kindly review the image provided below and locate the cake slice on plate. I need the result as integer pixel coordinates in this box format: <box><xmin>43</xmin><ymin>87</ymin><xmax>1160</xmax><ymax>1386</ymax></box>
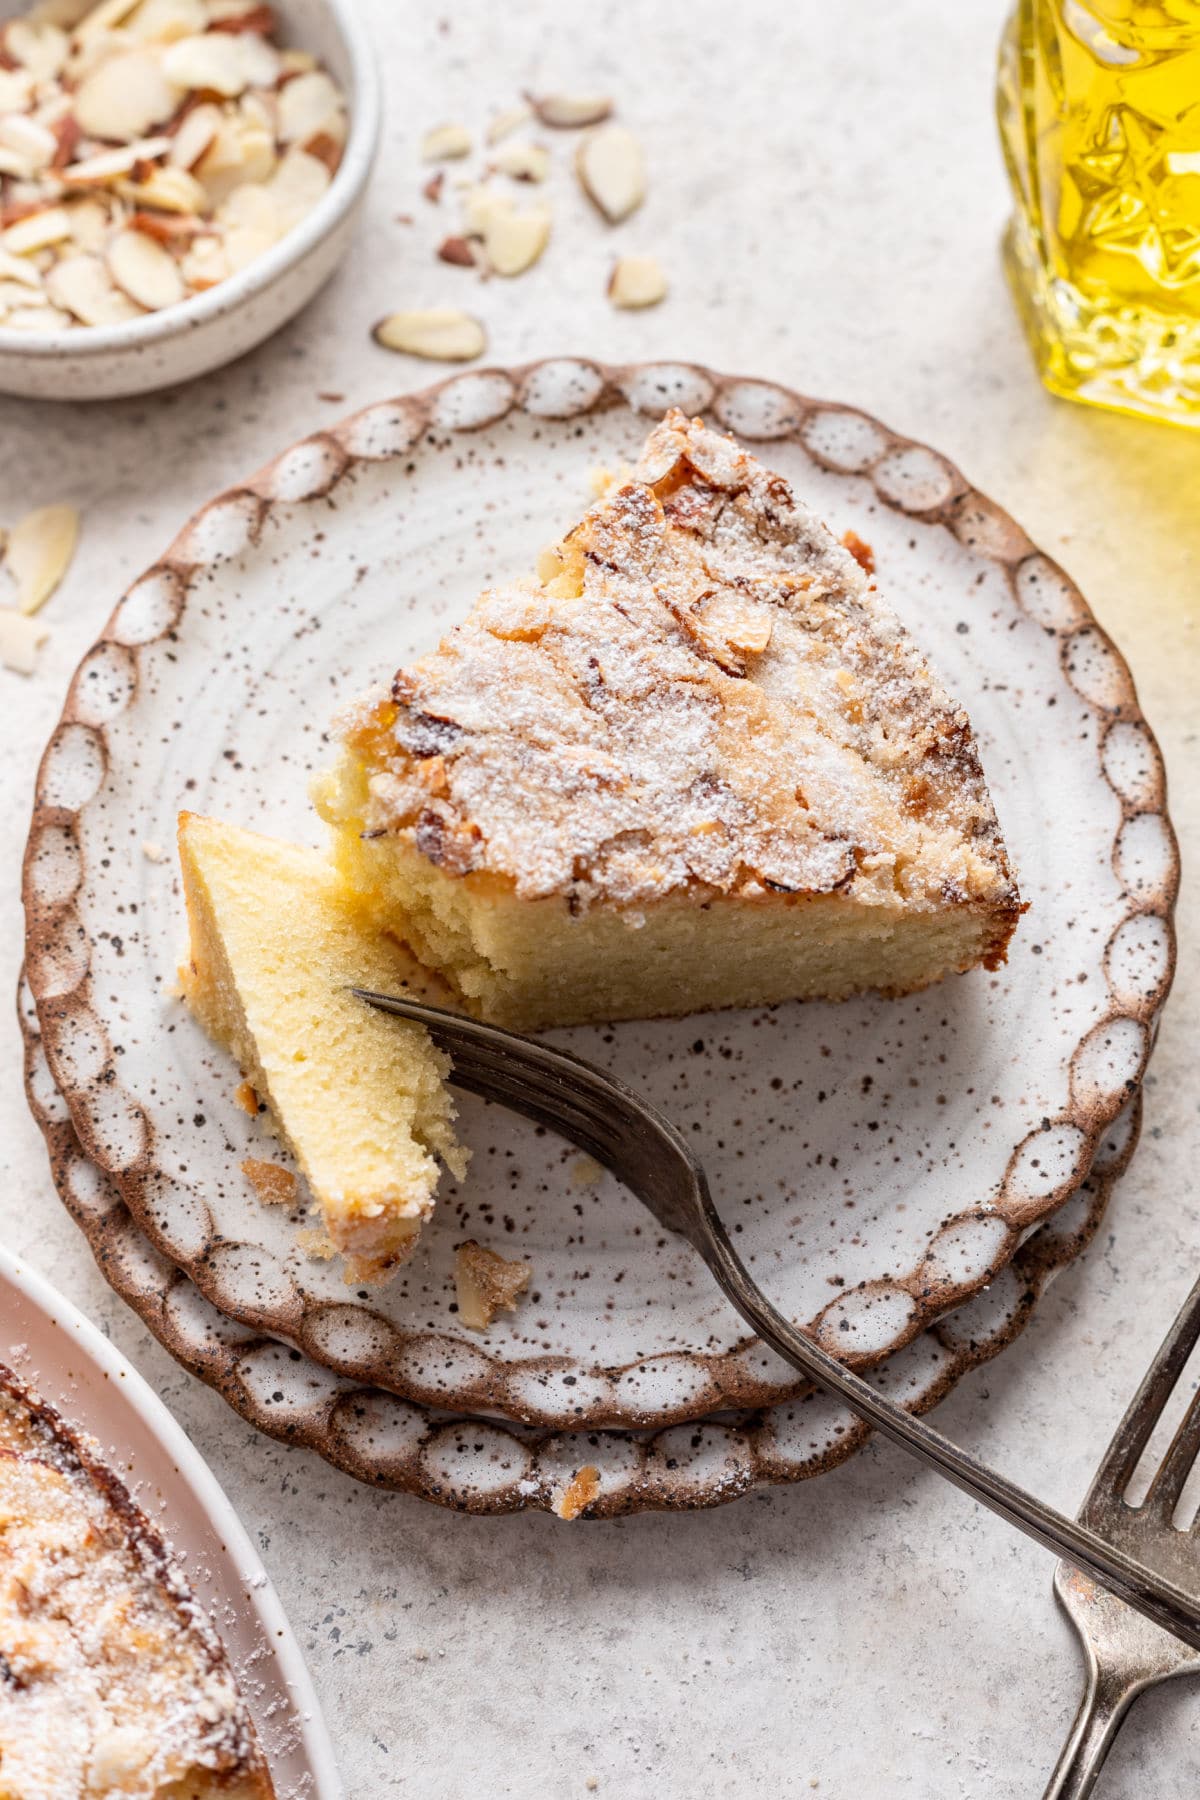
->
<box><xmin>314</xmin><ymin>409</ymin><xmax>1022</xmax><ymax>1031</ymax></box>
<box><xmin>177</xmin><ymin>812</ymin><xmax>465</xmax><ymax>1283</ymax></box>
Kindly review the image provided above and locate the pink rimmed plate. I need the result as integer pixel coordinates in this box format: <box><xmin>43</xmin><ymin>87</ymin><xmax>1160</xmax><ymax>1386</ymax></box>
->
<box><xmin>22</xmin><ymin>361</ymin><xmax>1177</xmax><ymax>1429</ymax></box>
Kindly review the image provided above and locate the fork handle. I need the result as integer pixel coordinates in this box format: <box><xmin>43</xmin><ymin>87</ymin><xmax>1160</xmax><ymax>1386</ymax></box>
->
<box><xmin>1042</xmin><ymin>1664</ymin><xmax>1140</xmax><ymax>1800</ymax></box>
<box><xmin>692</xmin><ymin>1215</ymin><xmax>1200</xmax><ymax>1651</ymax></box>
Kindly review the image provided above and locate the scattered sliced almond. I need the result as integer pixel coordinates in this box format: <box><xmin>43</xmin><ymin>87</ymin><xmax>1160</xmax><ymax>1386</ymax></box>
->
<box><xmin>552</xmin><ymin>1465</ymin><xmax>601</xmax><ymax>1522</ymax></box>
<box><xmin>478</xmin><ymin>198</ymin><xmax>554</xmax><ymax>275</ymax></box>
<box><xmin>454</xmin><ymin>1240</ymin><xmax>532</xmax><ymax>1331</ymax></box>
<box><xmin>46</xmin><ymin>249</ymin><xmax>142</xmax><ymax>323</ymax></box>
<box><xmin>485</xmin><ymin>102</ymin><xmax>531</xmax><ymax>146</ymax></box>
<box><xmin>608</xmin><ymin>252</ymin><xmax>667</xmax><ymax>308</ymax></box>
<box><xmin>63</xmin><ymin>137</ymin><xmax>172</xmax><ymax>185</ymax></box>
<box><xmin>107</xmin><ymin>225</ymin><xmax>185</xmax><ymax>309</ymax></box>
<box><xmin>577</xmin><ymin>124</ymin><xmax>645</xmax><ymax>223</ymax></box>
<box><xmin>4</xmin><ymin>19</ymin><xmax>70</xmax><ymax>82</ymax></box>
<box><xmin>276</xmin><ymin>69</ymin><xmax>343</xmax><ymax>145</ymax></box>
<box><xmin>2</xmin><ymin>206</ymin><xmax>73</xmax><ymax>253</ymax></box>
<box><xmin>437</xmin><ymin>234</ymin><xmax>476</xmax><ymax>267</ymax></box>
<box><xmin>142</xmin><ymin>838</ymin><xmax>167</xmax><ymax>863</ymax></box>
<box><xmin>373</xmin><ymin>307</ymin><xmax>486</xmax><ymax>362</ymax></box>
<box><xmin>0</xmin><ymin>608</ymin><xmax>50</xmax><ymax>676</ymax></box>
<box><xmin>241</xmin><ymin>1157</ymin><xmax>297</xmax><ymax>1207</ymax></box>
<box><xmin>162</xmin><ymin>29</ymin><xmax>277</xmax><ymax>96</ymax></box>
<box><xmin>73</xmin><ymin>48</ymin><xmax>183</xmax><ymax>142</ymax></box>
<box><xmin>420</xmin><ymin>122</ymin><xmax>471</xmax><ymax>162</ymax></box>
<box><xmin>491</xmin><ymin>140</ymin><xmax>549</xmax><ymax>183</ymax></box>
<box><xmin>4</xmin><ymin>502</ymin><xmax>79</xmax><ymax>615</ymax></box>
<box><xmin>528</xmin><ymin>92</ymin><xmax>613</xmax><ymax>129</ymax></box>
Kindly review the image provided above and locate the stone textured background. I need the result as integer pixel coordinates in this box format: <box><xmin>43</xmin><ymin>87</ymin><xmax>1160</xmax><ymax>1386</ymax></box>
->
<box><xmin>2</xmin><ymin>1</ymin><xmax>1197</xmax><ymax>1793</ymax></box>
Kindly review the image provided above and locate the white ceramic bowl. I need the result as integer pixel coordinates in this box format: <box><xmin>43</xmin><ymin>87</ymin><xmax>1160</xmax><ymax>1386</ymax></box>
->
<box><xmin>0</xmin><ymin>0</ymin><xmax>380</xmax><ymax>401</ymax></box>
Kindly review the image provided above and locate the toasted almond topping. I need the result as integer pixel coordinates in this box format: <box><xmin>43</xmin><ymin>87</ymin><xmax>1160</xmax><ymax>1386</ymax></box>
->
<box><xmin>528</xmin><ymin>91</ymin><xmax>612</xmax><ymax>129</ymax></box>
<box><xmin>552</xmin><ymin>1465</ymin><xmax>601</xmax><ymax>1521</ymax></box>
<box><xmin>128</xmin><ymin>0</ymin><xmax>208</xmax><ymax>41</ymax></box>
<box><xmin>46</xmin><ymin>249</ymin><xmax>142</xmax><ymax>324</ymax></box>
<box><xmin>4</xmin><ymin>502</ymin><xmax>79</xmax><ymax>615</ymax></box>
<box><xmin>373</xmin><ymin>307</ymin><xmax>486</xmax><ymax>362</ymax></box>
<box><xmin>420</xmin><ymin>122</ymin><xmax>471</xmax><ymax>162</ymax></box>
<box><xmin>74</xmin><ymin>47</ymin><xmax>183</xmax><ymax>142</ymax></box>
<box><xmin>4</xmin><ymin>19</ymin><xmax>69</xmax><ymax>81</ymax></box>
<box><xmin>233</xmin><ymin>1077</ymin><xmax>259</xmax><ymax>1114</ymax></box>
<box><xmin>576</xmin><ymin>123</ymin><xmax>645</xmax><ymax>223</ymax></box>
<box><xmin>166</xmin><ymin>100</ymin><xmax>221</xmax><ymax>170</ymax></box>
<box><xmin>241</xmin><ymin>1157</ymin><xmax>297</xmax><ymax>1207</ymax></box>
<box><xmin>454</xmin><ymin>1240</ymin><xmax>532</xmax><ymax>1331</ymax></box>
<box><xmin>106</xmin><ymin>224</ymin><xmax>185</xmax><ymax>309</ymax></box>
<box><xmin>162</xmin><ymin>28</ymin><xmax>277</xmax><ymax>95</ymax></box>
<box><xmin>2</xmin><ymin>205</ymin><xmax>73</xmax><ymax>253</ymax></box>
<box><xmin>479</xmin><ymin>197</ymin><xmax>551</xmax><ymax>277</ymax></box>
<box><xmin>277</xmin><ymin>69</ymin><xmax>342</xmax><ymax>145</ymax></box>
<box><xmin>437</xmin><ymin>233</ymin><xmax>475</xmax><ymax>266</ymax></box>
<box><xmin>607</xmin><ymin>252</ymin><xmax>667</xmax><ymax>308</ymax></box>
<box><xmin>0</xmin><ymin>608</ymin><xmax>50</xmax><ymax>675</ymax></box>
<box><xmin>485</xmin><ymin>102</ymin><xmax>531</xmax><ymax>145</ymax></box>
<box><xmin>490</xmin><ymin>139</ymin><xmax>549</xmax><ymax>183</ymax></box>
<box><xmin>63</xmin><ymin>136</ymin><xmax>172</xmax><ymax>184</ymax></box>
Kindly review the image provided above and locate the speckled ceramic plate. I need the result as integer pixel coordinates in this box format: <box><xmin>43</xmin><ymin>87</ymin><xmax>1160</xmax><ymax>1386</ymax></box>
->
<box><xmin>0</xmin><ymin>1228</ymin><xmax>340</xmax><ymax>1794</ymax></box>
<box><xmin>20</xmin><ymin>971</ymin><xmax>1139</xmax><ymax>1515</ymax></box>
<box><xmin>22</xmin><ymin>361</ymin><xmax>1177</xmax><ymax>1431</ymax></box>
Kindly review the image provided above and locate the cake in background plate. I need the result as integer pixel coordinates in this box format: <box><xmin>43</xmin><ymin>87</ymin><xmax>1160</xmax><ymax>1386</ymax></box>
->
<box><xmin>315</xmin><ymin>409</ymin><xmax>1022</xmax><ymax>1031</ymax></box>
<box><xmin>0</xmin><ymin>1362</ymin><xmax>273</xmax><ymax>1800</ymax></box>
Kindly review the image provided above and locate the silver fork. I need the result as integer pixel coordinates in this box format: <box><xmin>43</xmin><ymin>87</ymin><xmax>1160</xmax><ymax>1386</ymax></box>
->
<box><xmin>356</xmin><ymin>989</ymin><xmax>1200</xmax><ymax>1651</ymax></box>
<box><xmin>1043</xmin><ymin>1277</ymin><xmax>1200</xmax><ymax>1798</ymax></box>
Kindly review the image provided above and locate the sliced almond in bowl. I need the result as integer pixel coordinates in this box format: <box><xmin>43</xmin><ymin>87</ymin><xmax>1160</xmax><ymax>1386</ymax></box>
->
<box><xmin>277</xmin><ymin>70</ymin><xmax>343</xmax><ymax>146</ymax></box>
<box><xmin>128</xmin><ymin>0</ymin><xmax>208</xmax><ymax>41</ymax></box>
<box><xmin>167</xmin><ymin>101</ymin><xmax>222</xmax><ymax>171</ymax></box>
<box><xmin>527</xmin><ymin>91</ymin><xmax>612</xmax><ymax>128</ymax></box>
<box><xmin>608</xmin><ymin>253</ymin><xmax>667</xmax><ymax>308</ymax></box>
<box><xmin>73</xmin><ymin>47</ymin><xmax>183</xmax><ymax>141</ymax></box>
<box><xmin>577</xmin><ymin>124</ymin><xmax>645</xmax><ymax>223</ymax></box>
<box><xmin>46</xmin><ymin>250</ymin><xmax>142</xmax><ymax>324</ymax></box>
<box><xmin>63</xmin><ymin>136</ymin><xmax>173</xmax><ymax>186</ymax></box>
<box><xmin>2</xmin><ymin>206</ymin><xmax>73</xmax><ymax>253</ymax></box>
<box><xmin>5</xmin><ymin>502</ymin><xmax>79</xmax><ymax>615</ymax></box>
<box><xmin>373</xmin><ymin>308</ymin><xmax>486</xmax><ymax>362</ymax></box>
<box><xmin>162</xmin><ymin>29</ymin><xmax>277</xmax><ymax>97</ymax></box>
<box><xmin>107</xmin><ymin>226</ymin><xmax>185</xmax><ymax>309</ymax></box>
<box><xmin>4</xmin><ymin>19</ymin><xmax>69</xmax><ymax>82</ymax></box>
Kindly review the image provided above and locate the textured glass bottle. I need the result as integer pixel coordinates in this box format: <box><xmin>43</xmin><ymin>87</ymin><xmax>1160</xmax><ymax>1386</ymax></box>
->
<box><xmin>998</xmin><ymin>1</ymin><xmax>1200</xmax><ymax>426</ymax></box>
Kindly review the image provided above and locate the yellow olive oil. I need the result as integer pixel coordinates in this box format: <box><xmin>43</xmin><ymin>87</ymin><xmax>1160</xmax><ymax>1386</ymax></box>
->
<box><xmin>998</xmin><ymin>0</ymin><xmax>1200</xmax><ymax>425</ymax></box>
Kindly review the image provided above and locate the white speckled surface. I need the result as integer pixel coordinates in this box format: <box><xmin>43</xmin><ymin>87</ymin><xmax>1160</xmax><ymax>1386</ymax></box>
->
<box><xmin>2</xmin><ymin>2</ymin><xmax>1197</xmax><ymax>1794</ymax></box>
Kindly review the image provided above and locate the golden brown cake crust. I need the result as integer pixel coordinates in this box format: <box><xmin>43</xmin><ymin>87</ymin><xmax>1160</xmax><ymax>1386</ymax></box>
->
<box><xmin>0</xmin><ymin>1363</ymin><xmax>273</xmax><ymax>1800</ymax></box>
<box><xmin>339</xmin><ymin>411</ymin><xmax>1021</xmax><ymax>937</ymax></box>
